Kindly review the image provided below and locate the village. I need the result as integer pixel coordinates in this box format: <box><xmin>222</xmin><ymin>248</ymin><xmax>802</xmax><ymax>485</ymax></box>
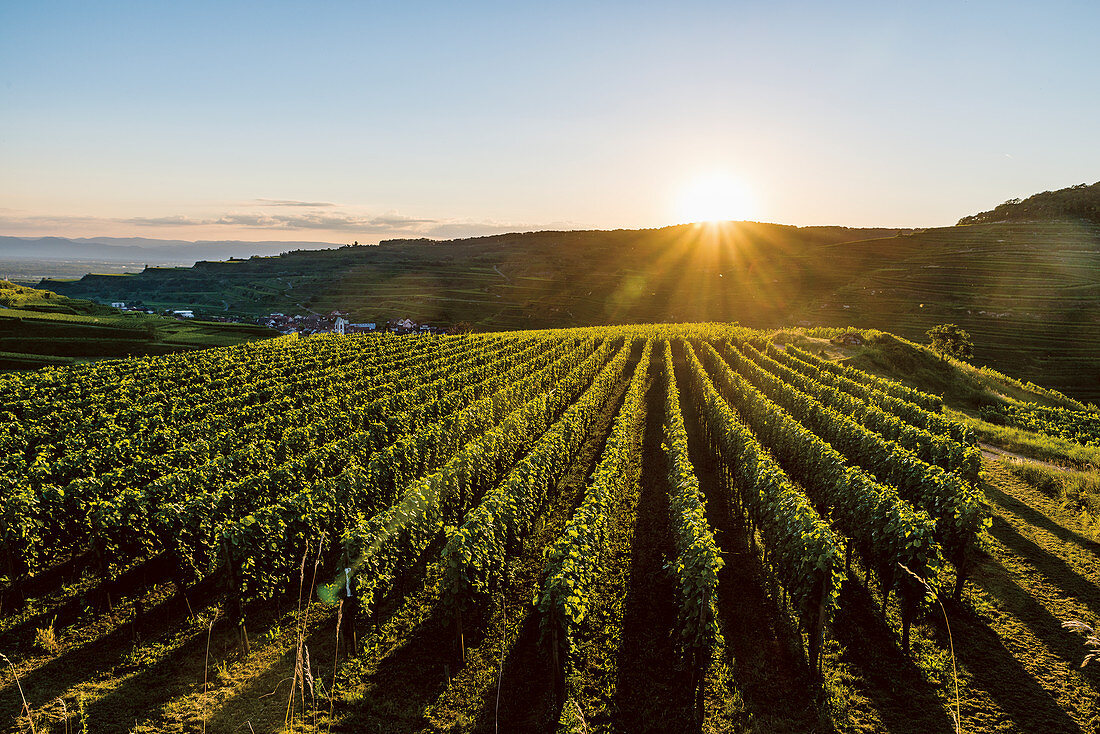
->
<box><xmin>107</xmin><ymin>301</ymin><xmax>451</xmax><ymax>336</ymax></box>
<box><xmin>257</xmin><ymin>311</ymin><xmax>451</xmax><ymax>336</ymax></box>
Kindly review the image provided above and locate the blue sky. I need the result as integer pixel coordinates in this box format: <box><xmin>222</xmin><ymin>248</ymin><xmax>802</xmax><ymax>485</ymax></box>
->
<box><xmin>2</xmin><ymin>1</ymin><xmax>1098</xmax><ymax>243</ymax></box>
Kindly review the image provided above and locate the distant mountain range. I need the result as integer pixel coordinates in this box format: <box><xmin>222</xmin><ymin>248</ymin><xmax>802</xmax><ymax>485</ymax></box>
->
<box><xmin>0</xmin><ymin>236</ymin><xmax>342</xmax><ymax>264</ymax></box>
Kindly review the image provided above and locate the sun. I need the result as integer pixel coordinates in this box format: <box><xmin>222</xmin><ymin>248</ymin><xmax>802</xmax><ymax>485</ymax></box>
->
<box><xmin>675</xmin><ymin>173</ymin><xmax>757</xmax><ymax>224</ymax></box>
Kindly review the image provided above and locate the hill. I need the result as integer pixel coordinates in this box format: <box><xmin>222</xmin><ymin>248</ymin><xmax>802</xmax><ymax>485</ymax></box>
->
<box><xmin>0</xmin><ymin>280</ymin><xmax>276</xmax><ymax>367</ymax></box>
<box><xmin>0</xmin><ymin>236</ymin><xmax>340</xmax><ymax>265</ymax></box>
<box><xmin>806</xmin><ymin>221</ymin><xmax>1100</xmax><ymax>403</ymax></box>
<box><xmin>39</xmin><ymin>223</ymin><xmax>904</xmax><ymax>327</ymax></box>
<box><xmin>958</xmin><ymin>181</ymin><xmax>1100</xmax><ymax>225</ymax></box>
<box><xmin>39</xmin><ymin>220</ymin><xmax>1100</xmax><ymax>403</ymax></box>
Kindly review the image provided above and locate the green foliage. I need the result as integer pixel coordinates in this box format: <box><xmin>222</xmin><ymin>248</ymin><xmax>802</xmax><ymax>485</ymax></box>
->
<box><xmin>926</xmin><ymin>324</ymin><xmax>974</xmax><ymax>362</ymax></box>
<box><xmin>344</xmin><ymin>338</ymin><xmax>620</xmax><ymax>616</ymax></box>
<box><xmin>0</xmin><ymin>321</ymin><xmax>987</xmax><ymax>690</ymax></box>
<box><xmin>538</xmin><ymin>340</ymin><xmax>653</xmax><ymax>663</ymax></box>
<box><xmin>980</xmin><ymin>402</ymin><xmax>1100</xmax><ymax>448</ymax></box>
<box><xmin>953</xmin><ymin>408</ymin><xmax>1100</xmax><ymax>469</ymax></box>
<box><xmin>440</xmin><ymin>341</ymin><xmax>634</xmax><ymax>617</ymax></box>
<box><xmin>762</xmin><ymin>343</ymin><xmax>980</xmax><ymax>481</ymax></box>
<box><xmin>721</xmin><ymin>341</ymin><xmax>989</xmax><ymax>572</ymax></box>
<box><xmin>784</xmin><ymin>343</ymin><xmax>946</xmax><ymax>420</ymax></box>
<box><xmin>0</xmin><ymin>280</ymin><xmax>109</xmax><ymax>314</ymax></box>
<box><xmin>1001</xmin><ymin>460</ymin><xmax>1100</xmax><ymax>532</ymax></box>
<box><xmin>682</xmin><ymin>340</ymin><xmax>843</xmax><ymax>649</ymax></box>
<box><xmin>659</xmin><ymin>341</ymin><xmax>724</xmax><ymax>662</ymax></box>
<box><xmin>703</xmin><ymin>341</ymin><xmax>943</xmax><ymax>617</ymax></box>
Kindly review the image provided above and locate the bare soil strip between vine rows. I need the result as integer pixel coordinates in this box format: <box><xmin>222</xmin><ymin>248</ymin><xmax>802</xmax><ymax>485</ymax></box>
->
<box><xmin>316</xmin><ymin>354</ymin><xmax>636</xmax><ymax>732</ymax></box>
<box><xmin>672</xmin><ymin>345</ymin><xmax>819</xmax><ymax>733</ymax></box>
<box><xmin>461</xmin><ymin>354</ymin><xmax>636</xmax><ymax>733</ymax></box>
<box><xmin>612</xmin><ymin>357</ymin><xmax>698</xmax><ymax>732</ymax></box>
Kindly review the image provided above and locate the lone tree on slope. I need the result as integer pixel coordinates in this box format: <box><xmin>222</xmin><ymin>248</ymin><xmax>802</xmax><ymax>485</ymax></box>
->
<box><xmin>926</xmin><ymin>323</ymin><xmax>973</xmax><ymax>361</ymax></box>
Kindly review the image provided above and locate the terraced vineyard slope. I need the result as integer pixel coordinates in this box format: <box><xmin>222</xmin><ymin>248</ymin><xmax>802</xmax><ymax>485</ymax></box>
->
<box><xmin>37</xmin><ymin>219</ymin><xmax>1100</xmax><ymax>402</ymax></box>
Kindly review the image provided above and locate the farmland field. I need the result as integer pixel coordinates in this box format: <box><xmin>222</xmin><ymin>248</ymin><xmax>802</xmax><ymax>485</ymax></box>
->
<box><xmin>1</xmin><ymin>326</ymin><xmax>1098</xmax><ymax>733</ymax></box>
<box><xmin>0</xmin><ymin>281</ymin><xmax>276</xmax><ymax>369</ymax></box>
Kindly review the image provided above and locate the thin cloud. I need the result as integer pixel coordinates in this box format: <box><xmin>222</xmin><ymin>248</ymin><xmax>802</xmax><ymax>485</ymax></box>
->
<box><xmin>0</xmin><ymin>213</ymin><xmax>122</xmax><ymax>228</ymax></box>
<box><xmin>215</xmin><ymin>212</ymin><xmax>439</xmax><ymax>232</ymax></box>
<box><xmin>369</xmin><ymin>213</ymin><xmax>439</xmax><ymax>226</ymax></box>
<box><xmin>0</xmin><ymin>208</ymin><xmax>573</xmax><ymax>241</ymax></box>
<box><xmin>250</xmin><ymin>199</ymin><xmax>336</xmax><ymax>207</ymax></box>
<box><xmin>126</xmin><ymin>215</ymin><xmax>206</xmax><ymax>226</ymax></box>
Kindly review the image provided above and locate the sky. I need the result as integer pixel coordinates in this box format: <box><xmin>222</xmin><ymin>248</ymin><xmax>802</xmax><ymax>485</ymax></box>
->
<box><xmin>2</xmin><ymin>0</ymin><xmax>1098</xmax><ymax>244</ymax></box>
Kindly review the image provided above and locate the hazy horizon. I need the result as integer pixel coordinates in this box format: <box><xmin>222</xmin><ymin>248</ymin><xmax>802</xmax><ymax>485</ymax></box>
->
<box><xmin>0</xmin><ymin>219</ymin><xmax>911</xmax><ymax>250</ymax></box>
<box><xmin>3</xmin><ymin>1</ymin><xmax>1098</xmax><ymax>243</ymax></box>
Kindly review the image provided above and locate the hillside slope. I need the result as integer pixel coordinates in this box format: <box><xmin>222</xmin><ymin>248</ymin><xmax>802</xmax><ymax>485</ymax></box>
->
<box><xmin>806</xmin><ymin>221</ymin><xmax>1100</xmax><ymax>403</ymax></box>
<box><xmin>41</xmin><ymin>223</ymin><xmax>903</xmax><ymax>326</ymax></box>
<box><xmin>39</xmin><ymin>220</ymin><xmax>1100</xmax><ymax>402</ymax></box>
<box><xmin>0</xmin><ymin>280</ymin><xmax>276</xmax><ymax>368</ymax></box>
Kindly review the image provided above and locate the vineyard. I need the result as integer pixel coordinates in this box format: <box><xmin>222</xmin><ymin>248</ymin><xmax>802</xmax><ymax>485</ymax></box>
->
<box><xmin>1</xmin><ymin>326</ymin><xmax>1098</xmax><ymax>733</ymax></box>
<box><xmin>981</xmin><ymin>402</ymin><xmax>1100</xmax><ymax>449</ymax></box>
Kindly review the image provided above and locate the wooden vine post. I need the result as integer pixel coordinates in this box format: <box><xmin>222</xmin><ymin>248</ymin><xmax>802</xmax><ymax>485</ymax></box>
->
<box><xmin>88</xmin><ymin>527</ymin><xmax>113</xmax><ymax>613</ymax></box>
<box><xmin>0</xmin><ymin>520</ymin><xmax>26</xmax><ymax>612</ymax></box>
<box><xmin>879</xmin><ymin>562</ymin><xmax>895</xmax><ymax>616</ymax></box>
<box><xmin>807</xmin><ymin>581</ymin><xmax>827</xmax><ymax>687</ymax></box>
<box><xmin>166</xmin><ymin>541</ymin><xmax>195</xmax><ymax>617</ymax></box>
<box><xmin>221</xmin><ymin>535</ymin><xmax>249</xmax><ymax>654</ymax></box>
<box><xmin>952</xmin><ymin>546</ymin><xmax>969</xmax><ymax>601</ymax></box>
<box><xmin>550</xmin><ymin>611</ymin><xmax>565</xmax><ymax>706</ymax></box>
<box><xmin>691</xmin><ymin>603</ymin><xmax>710</xmax><ymax>725</ymax></box>
<box><xmin>455</xmin><ymin>610</ymin><xmax>466</xmax><ymax>665</ymax></box>
<box><xmin>338</xmin><ymin>548</ymin><xmax>359</xmax><ymax>658</ymax></box>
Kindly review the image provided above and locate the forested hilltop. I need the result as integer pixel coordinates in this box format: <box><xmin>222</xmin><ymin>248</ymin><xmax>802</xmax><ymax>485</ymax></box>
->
<box><xmin>958</xmin><ymin>181</ymin><xmax>1100</xmax><ymax>225</ymax></box>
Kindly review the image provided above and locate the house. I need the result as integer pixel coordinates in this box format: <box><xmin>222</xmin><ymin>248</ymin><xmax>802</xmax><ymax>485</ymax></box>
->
<box><xmin>831</xmin><ymin>332</ymin><xmax>863</xmax><ymax>347</ymax></box>
<box><xmin>389</xmin><ymin>317</ymin><xmax>418</xmax><ymax>334</ymax></box>
<box><xmin>110</xmin><ymin>302</ymin><xmax>126</xmax><ymax>309</ymax></box>
<box><xmin>171</xmin><ymin>309</ymin><xmax>195</xmax><ymax>318</ymax></box>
